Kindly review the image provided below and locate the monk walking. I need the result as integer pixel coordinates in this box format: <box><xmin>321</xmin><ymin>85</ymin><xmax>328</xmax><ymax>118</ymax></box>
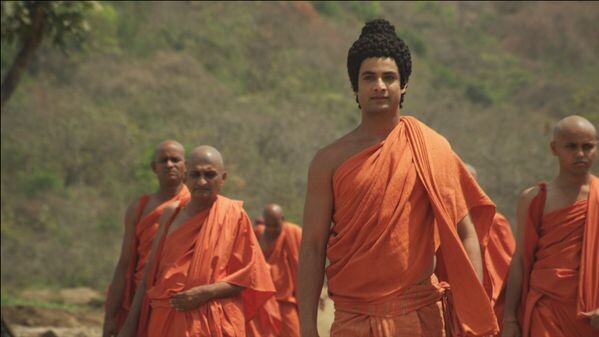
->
<box><xmin>117</xmin><ymin>145</ymin><xmax>276</xmax><ymax>337</ymax></box>
<box><xmin>103</xmin><ymin>140</ymin><xmax>189</xmax><ymax>337</ymax></box>
<box><xmin>248</xmin><ymin>204</ymin><xmax>302</xmax><ymax>337</ymax></box>
<box><xmin>502</xmin><ymin>115</ymin><xmax>598</xmax><ymax>337</ymax></box>
<box><xmin>298</xmin><ymin>19</ymin><xmax>498</xmax><ymax>337</ymax></box>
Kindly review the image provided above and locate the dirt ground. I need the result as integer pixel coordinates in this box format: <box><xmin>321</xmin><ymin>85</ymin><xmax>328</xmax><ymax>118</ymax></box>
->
<box><xmin>2</xmin><ymin>304</ymin><xmax>102</xmax><ymax>337</ymax></box>
<box><xmin>2</xmin><ymin>287</ymin><xmax>335</xmax><ymax>337</ymax></box>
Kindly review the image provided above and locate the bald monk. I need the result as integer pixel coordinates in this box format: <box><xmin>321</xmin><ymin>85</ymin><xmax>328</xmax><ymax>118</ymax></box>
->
<box><xmin>248</xmin><ymin>204</ymin><xmax>302</xmax><ymax>337</ymax></box>
<box><xmin>298</xmin><ymin>18</ymin><xmax>498</xmax><ymax>337</ymax></box>
<box><xmin>103</xmin><ymin>140</ymin><xmax>189</xmax><ymax>337</ymax></box>
<box><xmin>466</xmin><ymin>164</ymin><xmax>516</xmax><ymax>332</ymax></box>
<box><xmin>502</xmin><ymin>115</ymin><xmax>599</xmax><ymax>337</ymax></box>
<box><xmin>117</xmin><ymin>145</ymin><xmax>276</xmax><ymax>337</ymax></box>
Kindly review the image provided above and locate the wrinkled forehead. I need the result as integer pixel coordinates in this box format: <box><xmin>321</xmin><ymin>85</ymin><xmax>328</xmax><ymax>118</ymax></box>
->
<box><xmin>154</xmin><ymin>145</ymin><xmax>185</xmax><ymax>160</ymax></box>
<box><xmin>186</xmin><ymin>159</ymin><xmax>223</xmax><ymax>172</ymax></box>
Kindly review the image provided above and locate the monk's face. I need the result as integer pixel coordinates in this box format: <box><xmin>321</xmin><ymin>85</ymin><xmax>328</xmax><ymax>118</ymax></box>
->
<box><xmin>263</xmin><ymin>208</ymin><xmax>283</xmax><ymax>236</ymax></box>
<box><xmin>186</xmin><ymin>162</ymin><xmax>226</xmax><ymax>203</ymax></box>
<box><xmin>151</xmin><ymin>145</ymin><xmax>186</xmax><ymax>184</ymax></box>
<box><xmin>356</xmin><ymin>57</ymin><xmax>405</xmax><ymax>115</ymax></box>
<box><xmin>551</xmin><ymin>127</ymin><xmax>597</xmax><ymax>174</ymax></box>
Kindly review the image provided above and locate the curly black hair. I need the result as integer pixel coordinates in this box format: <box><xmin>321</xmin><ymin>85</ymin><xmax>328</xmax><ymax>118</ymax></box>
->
<box><xmin>347</xmin><ymin>19</ymin><xmax>412</xmax><ymax>108</ymax></box>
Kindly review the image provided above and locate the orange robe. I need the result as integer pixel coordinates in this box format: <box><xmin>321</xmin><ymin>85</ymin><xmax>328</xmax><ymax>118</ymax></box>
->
<box><xmin>136</xmin><ymin>195</ymin><xmax>275</xmax><ymax>337</ymax></box>
<box><xmin>110</xmin><ymin>186</ymin><xmax>190</xmax><ymax>328</ymax></box>
<box><xmin>519</xmin><ymin>176</ymin><xmax>599</xmax><ymax>337</ymax></box>
<box><xmin>247</xmin><ymin>223</ymin><xmax>302</xmax><ymax>337</ymax></box>
<box><xmin>484</xmin><ymin>212</ymin><xmax>515</xmax><ymax>330</ymax></box>
<box><xmin>327</xmin><ymin>116</ymin><xmax>498</xmax><ymax>336</ymax></box>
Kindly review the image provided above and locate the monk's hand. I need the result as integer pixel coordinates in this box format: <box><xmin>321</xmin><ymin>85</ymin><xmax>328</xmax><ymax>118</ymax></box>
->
<box><xmin>170</xmin><ymin>285</ymin><xmax>214</xmax><ymax>311</ymax></box>
<box><xmin>500</xmin><ymin>317</ymin><xmax>521</xmax><ymax>337</ymax></box>
<box><xmin>580</xmin><ymin>308</ymin><xmax>599</xmax><ymax>330</ymax></box>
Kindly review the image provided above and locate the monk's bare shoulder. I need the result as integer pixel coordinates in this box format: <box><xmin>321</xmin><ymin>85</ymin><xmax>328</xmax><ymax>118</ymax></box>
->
<box><xmin>519</xmin><ymin>186</ymin><xmax>540</xmax><ymax>206</ymax></box>
<box><xmin>310</xmin><ymin>129</ymin><xmax>370</xmax><ymax>176</ymax></box>
<box><xmin>124</xmin><ymin>198</ymin><xmax>141</xmax><ymax>228</ymax></box>
<box><xmin>516</xmin><ymin>185</ymin><xmax>541</xmax><ymax>220</ymax></box>
<box><xmin>158</xmin><ymin>201</ymin><xmax>181</xmax><ymax>226</ymax></box>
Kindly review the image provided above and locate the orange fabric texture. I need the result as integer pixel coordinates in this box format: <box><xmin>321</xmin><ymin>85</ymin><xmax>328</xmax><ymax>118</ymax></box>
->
<box><xmin>246</xmin><ymin>294</ymin><xmax>281</xmax><ymax>337</ymax></box>
<box><xmin>519</xmin><ymin>176</ymin><xmax>599</xmax><ymax>337</ymax></box>
<box><xmin>485</xmin><ymin>213</ymin><xmax>515</xmax><ymax>329</ymax></box>
<box><xmin>136</xmin><ymin>195</ymin><xmax>275</xmax><ymax>337</ymax></box>
<box><xmin>327</xmin><ymin>116</ymin><xmax>497</xmax><ymax>336</ymax></box>
<box><xmin>247</xmin><ymin>223</ymin><xmax>302</xmax><ymax>337</ymax></box>
<box><xmin>331</xmin><ymin>300</ymin><xmax>445</xmax><ymax>337</ymax></box>
<box><xmin>111</xmin><ymin>187</ymin><xmax>190</xmax><ymax>329</ymax></box>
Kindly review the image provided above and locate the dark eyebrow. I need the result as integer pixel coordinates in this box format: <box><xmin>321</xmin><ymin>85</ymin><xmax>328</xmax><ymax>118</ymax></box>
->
<box><xmin>360</xmin><ymin>71</ymin><xmax>376</xmax><ymax>76</ymax></box>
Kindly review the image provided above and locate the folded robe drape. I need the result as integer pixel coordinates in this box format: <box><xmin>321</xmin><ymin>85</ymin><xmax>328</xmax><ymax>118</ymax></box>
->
<box><xmin>519</xmin><ymin>176</ymin><xmax>598</xmax><ymax>337</ymax></box>
<box><xmin>136</xmin><ymin>195</ymin><xmax>275</xmax><ymax>337</ymax></box>
<box><xmin>109</xmin><ymin>186</ymin><xmax>190</xmax><ymax>328</ymax></box>
<box><xmin>327</xmin><ymin>116</ymin><xmax>498</xmax><ymax>336</ymax></box>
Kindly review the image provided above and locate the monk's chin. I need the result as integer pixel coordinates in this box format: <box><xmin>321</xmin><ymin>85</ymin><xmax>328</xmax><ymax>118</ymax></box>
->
<box><xmin>364</xmin><ymin>107</ymin><xmax>396</xmax><ymax>115</ymax></box>
<box><xmin>192</xmin><ymin>194</ymin><xmax>217</xmax><ymax>204</ymax></box>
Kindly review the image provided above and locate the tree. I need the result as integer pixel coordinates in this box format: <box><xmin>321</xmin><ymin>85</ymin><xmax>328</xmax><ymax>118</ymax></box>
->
<box><xmin>1</xmin><ymin>1</ymin><xmax>96</xmax><ymax>109</ymax></box>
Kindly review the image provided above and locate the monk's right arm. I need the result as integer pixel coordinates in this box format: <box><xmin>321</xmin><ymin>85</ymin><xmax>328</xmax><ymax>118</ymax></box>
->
<box><xmin>103</xmin><ymin>201</ymin><xmax>137</xmax><ymax>337</ymax></box>
<box><xmin>501</xmin><ymin>188</ymin><xmax>535</xmax><ymax>337</ymax></box>
<box><xmin>298</xmin><ymin>152</ymin><xmax>333</xmax><ymax>337</ymax></box>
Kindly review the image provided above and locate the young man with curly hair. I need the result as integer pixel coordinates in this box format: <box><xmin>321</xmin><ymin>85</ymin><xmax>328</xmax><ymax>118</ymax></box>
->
<box><xmin>298</xmin><ymin>19</ymin><xmax>499</xmax><ymax>337</ymax></box>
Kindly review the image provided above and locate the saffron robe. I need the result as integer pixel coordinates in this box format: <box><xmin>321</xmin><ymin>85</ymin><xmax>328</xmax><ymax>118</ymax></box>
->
<box><xmin>136</xmin><ymin>195</ymin><xmax>276</xmax><ymax>337</ymax></box>
<box><xmin>110</xmin><ymin>186</ymin><xmax>190</xmax><ymax>328</ymax></box>
<box><xmin>247</xmin><ymin>222</ymin><xmax>302</xmax><ymax>337</ymax></box>
<box><xmin>327</xmin><ymin>116</ymin><xmax>498</xmax><ymax>336</ymax></box>
<box><xmin>485</xmin><ymin>212</ymin><xmax>515</xmax><ymax>330</ymax></box>
<box><xmin>519</xmin><ymin>176</ymin><xmax>599</xmax><ymax>337</ymax></box>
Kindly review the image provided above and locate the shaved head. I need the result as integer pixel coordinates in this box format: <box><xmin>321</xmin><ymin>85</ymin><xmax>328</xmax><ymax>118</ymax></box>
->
<box><xmin>187</xmin><ymin>145</ymin><xmax>225</xmax><ymax>172</ymax></box>
<box><xmin>553</xmin><ymin>115</ymin><xmax>596</xmax><ymax>141</ymax></box>
<box><xmin>550</xmin><ymin>115</ymin><xmax>597</xmax><ymax>175</ymax></box>
<box><xmin>465</xmin><ymin>163</ymin><xmax>478</xmax><ymax>180</ymax></box>
<box><xmin>263</xmin><ymin>203</ymin><xmax>284</xmax><ymax>218</ymax></box>
<box><xmin>154</xmin><ymin>139</ymin><xmax>185</xmax><ymax>161</ymax></box>
<box><xmin>185</xmin><ymin>145</ymin><xmax>227</xmax><ymax>204</ymax></box>
<box><xmin>263</xmin><ymin>203</ymin><xmax>284</xmax><ymax>235</ymax></box>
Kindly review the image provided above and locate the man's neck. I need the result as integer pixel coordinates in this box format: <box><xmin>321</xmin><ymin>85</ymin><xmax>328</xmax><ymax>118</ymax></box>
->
<box><xmin>265</xmin><ymin>228</ymin><xmax>282</xmax><ymax>241</ymax></box>
<box><xmin>155</xmin><ymin>183</ymin><xmax>183</xmax><ymax>201</ymax></box>
<box><xmin>184</xmin><ymin>196</ymin><xmax>217</xmax><ymax>215</ymax></box>
<box><xmin>358</xmin><ymin>108</ymin><xmax>401</xmax><ymax>140</ymax></box>
<box><xmin>553</xmin><ymin>171</ymin><xmax>591</xmax><ymax>189</ymax></box>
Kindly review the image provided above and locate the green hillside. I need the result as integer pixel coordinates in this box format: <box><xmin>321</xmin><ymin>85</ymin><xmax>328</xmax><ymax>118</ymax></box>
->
<box><xmin>1</xmin><ymin>1</ymin><xmax>598</xmax><ymax>291</ymax></box>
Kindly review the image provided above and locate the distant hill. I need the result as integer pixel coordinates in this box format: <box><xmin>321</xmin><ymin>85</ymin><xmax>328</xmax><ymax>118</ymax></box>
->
<box><xmin>1</xmin><ymin>1</ymin><xmax>598</xmax><ymax>291</ymax></box>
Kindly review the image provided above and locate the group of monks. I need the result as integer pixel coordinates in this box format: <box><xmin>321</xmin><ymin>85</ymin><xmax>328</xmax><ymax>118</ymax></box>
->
<box><xmin>101</xmin><ymin>18</ymin><xmax>598</xmax><ymax>337</ymax></box>
<box><xmin>102</xmin><ymin>143</ymin><xmax>303</xmax><ymax>337</ymax></box>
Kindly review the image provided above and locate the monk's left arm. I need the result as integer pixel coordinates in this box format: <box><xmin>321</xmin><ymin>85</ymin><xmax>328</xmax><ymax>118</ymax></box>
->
<box><xmin>457</xmin><ymin>213</ymin><xmax>483</xmax><ymax>282</ymax></box>
<box><xmin>170</xmin><ymin>282</ymin><xmax>243</xmax><ymax>311</ymax></box>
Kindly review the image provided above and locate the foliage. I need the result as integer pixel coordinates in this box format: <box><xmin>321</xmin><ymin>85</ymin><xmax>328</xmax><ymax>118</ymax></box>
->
<box><xmin>1</xmin><ymin>1</ymin><xmax>96</xmax><ymax>49</ymax></box>
<box><xmin>1</xmin><ymin>1</ymin><xmax>98</xmax><ymax>107</ymax></box>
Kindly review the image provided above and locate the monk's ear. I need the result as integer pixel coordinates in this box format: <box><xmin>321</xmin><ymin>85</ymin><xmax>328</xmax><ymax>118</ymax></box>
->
<box><xmin>550</xmin><ymin>141</ymin><xmax>557</xmax><ymax>155</ymax></box>
<box><xmin>222</xmin><ymin>171</ymin><xmax>227</xmax><ymax>181</ymax></box>
<box><xmin>401</xmin><ymin>83</ymin><xmax>408</xmax><ymax>94</ymax></box>
<box><xmin>150</xmin><ymin>160</ymin><xmax>157</xmax><ymax>173</ymax></box>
